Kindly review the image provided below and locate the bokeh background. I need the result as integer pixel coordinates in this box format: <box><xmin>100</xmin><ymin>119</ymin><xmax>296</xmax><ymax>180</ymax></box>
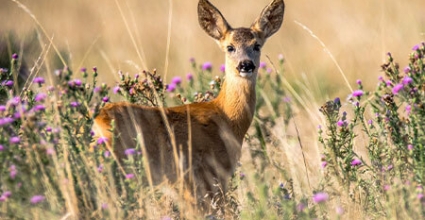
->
<box><xmin>1</xmin><ymin>0</ymin><xmax>424</xmax><ymax>100</ymax></box>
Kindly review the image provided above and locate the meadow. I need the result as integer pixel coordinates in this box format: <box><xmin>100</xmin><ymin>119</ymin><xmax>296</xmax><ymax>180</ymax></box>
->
<box><xmin>1</xmin><ymin>0</ymin><xmax>425</xmax><ymax>219</ymax></box>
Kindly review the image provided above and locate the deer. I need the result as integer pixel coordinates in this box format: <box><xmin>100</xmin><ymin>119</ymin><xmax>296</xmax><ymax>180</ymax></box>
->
<box><xmin>92</xmin><ymin>0</ymin><xmax>285</xmax><ymax>210</ymax></box>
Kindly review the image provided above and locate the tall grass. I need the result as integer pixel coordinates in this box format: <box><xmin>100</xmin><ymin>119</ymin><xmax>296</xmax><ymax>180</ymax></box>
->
<box><xmin>1</xmin><ymin>43</ymin><xmax>425</xmax><ymax>219</ymax></box>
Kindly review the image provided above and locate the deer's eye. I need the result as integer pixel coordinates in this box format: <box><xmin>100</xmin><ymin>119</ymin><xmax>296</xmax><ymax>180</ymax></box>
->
<box><xmin>254</xmin><ymin>44</ymin><xmax>261</xmax><ymax>52</ymax></box>
<box><xmin>227</xmin><ymin>45</ymin><xmax>235</xmax><ymax>52</ymax></box>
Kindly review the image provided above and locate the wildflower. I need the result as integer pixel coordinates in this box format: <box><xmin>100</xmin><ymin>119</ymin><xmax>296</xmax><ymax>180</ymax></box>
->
<box><xmin>92</xmin><ymin>66</ymin><xmax>97</xmax><ymax>72</ymax></box>
<box><xmin>161</xmin><ymin>216</ymin><xmax>172</xmax><ymax>220</ymax></box>
<box><xmin>101</xmin><ymin>203</ymin><xmax>108</xmax><ymax>210</ymax></box>
<box><xmin>296</xmin><ymin>203</ymin><xmax>306</xmax><ymax>212</ymax></box>
<box><xmin>321</xmin><ymin>161</ymin><xmax>327</xmax><ymax>169</ymax></box>
<box><xmin>202</xmin><ymin>62</ymin><xmax>213</xmax><ymax>71</ymax></box>
<box><xmin>12</xmin><ymin>53</ymin><xmax>18</xmax><ymax>60</ymax></box>
<box><xmin>97</xmin><ymin>164</ymin><xmax>104</xmax><ymax>173</ymax></box>
<box><xmin>171</xmin><ymin>76</ymin><xmax>182</xmax><ymax>85</ymax></box>
<box><xmin>46</xmin><ymin>148</ymin><xmax>55</xmax><ymax>155</ymax></box>
<box><xmin>337</xmin><ymin>120</ymin><xmax>346</xmax><ymax>127</ymax></box>
<box><xmin>404</xmin><ymin>66</ymin><xmax>411</xmax><ymax>73</ymax></box>
<box><xmin>278</xmin><ymin>54</ymin><xmax>284</xmax><ymax>61</ymax></box>
<box><xmin>125</xmin><ymin>173</ymin><xmax>135</xmax><ymax>179</ymax></box>
<box><xmin>2</xmin><ymin>191</ymin><xmax>11</xmax><ymax>198</ymax></box>
<box><xmin>33</xmin><ymin>104</ymin><xmax>46</xmax><ymax>112</ymax></box>
<box><xmin>408</xmin><ymin>144</ymin><xmax>413</xmax><ymax>150</ymax></box>
<box><xmin>34</xmin><ymin>93</ymin><xmax>47</xmax><ymax>102</ymax></box>
<box><xmin>259</xmin><ymin>62</ymin><xmax>267</xmax><ymax>69</ymax></box>
<box><xmin>93</xmin><ymin>86</ymin><xmax>101</xmax><ymax>93</ymax></box>
<box><xmin>70</xmin><ymin>102</ymin><xmax>80</xmax><ymax>107</ymax></box>
<box><xmin>368</xmin><ymin>119</ymin><xmax>373</xmax><ymax>125</ymax></box>
<box><xmin>125</xmin><ymin>148</ymin><xmax>136</xmax><ymax>156</ymax></box>
<box><xmin>266</xmin><ymin>68</ymin><xmax>272</xmax><ymax>74</ymax></box>
<box><xmin>378</xmin><ymin>76</ymin><xmax>384</xmax><ymax>82</ymax></box>
<box><xmin>186</xmin><ymin>73</ymin><xmax>193</xmax><ymax>81</ymax></box>
<box><xmin>102</xmin><ymin>96</ymin><xmax>109</xmax><ymax>103</ymax></box>
<box><xmin>239</xmin><ymin>172</ymin><xmax>245</xmax><ymax>179</ymax></box>
<box><xmin>219</xmin><ymin>64</ymin><xmax>225</xmax><ymax>73</ymax></box>
<box><xmin>406</xmin><ymin>105</ymin><xmax>412</xmax><ymax>115</ymax></box>
<box><xmin>352</xmin><ymin>90</ymin><xmax>364</xmax><ymax>97</ymax></box>
<box><xmin>336</xmin><ymin>206</ymin><xmax>344</xmax><ymax>215</ymax></box>
<box><xmin>9</xmin><ymin>136</ymin><xmax>20</xmax><ymax>144</ymax></box>
<box><xmin>412</xmin><ymin>44</ymin><xmax>420</xmax><ymax>51</ymax></box>
<box><xmin>30</xmin><ymin>195</ymin><xmax>45</xmax><ymax>204</ymax></box>
<box><xmin>356</xmin><ymin>79</ymin><xmax>362</xmax><ymax>85</ymax></box>
<box><xmin>0</xmin><ymin>105</ymin><xmax>5</xmax><ymax>111</ymax></box>
<box><xmin>33</xmin><ymin>77</ymin><xmax>45</xmax><ymax>85</ymax></box>
<box><xmin>166</xmin><ymin>83</ymin><xmax>176</xmax><ymax>92</ymax></box>
<box><xmin>282</xmin><ymin>96</ymin><xmax>291</xmax><ymax>103</ymax></box>
<box><xmin>350</xmin><ymin>158</ymin><xmax>362</xmax><ymax>167</ymax></box>
<box><xmin>402</xmin><ymin>76</ymin><xmax>413</xmax><ymax>85</ymax></box>
<box><xmin>135</xmin><ymin>74</ymin><xmax>140</xmax><ymax>79</ymax></box>
<box><xmin>1</xmin><ymin>80</ymin><xmax>14</xmax><ymax>87</ymax></box>
<box><xmin>113</xmin><ymin>86</ymin><xmax>120</xmax><ymax>94</ymax></box>
<box><xmin>13</xmin><ymin>112</ymin><xmax>21</xmax><ymax>119</ymax></box>
<box><xmin>386</xmin><ymin>165</ymin><xmax>393</xmax><ymax>171</ymax></box>
<box><xmin>10</xmin><ymin>165</ymin><xmax>17</xmax><ymax>179</ymax></box>
<box><xmin>385</xmin><ymin>80</ymin><xmax>392</xmax><ymax>87</ymax></box>
<box><xmin>418</xmin><ymin>193</ymin><xmax>424</xmax><ymax>200</ymax></box>
<box><xmin>80</xmin><ymin>67</ymin><xmax>87</xmax><ymax>73</ymax></box>
<box><xmin>189</xmin><ymin>57</ymin><xmax>195</xmax><ymax>63</ymax></box>
<box><xmin>104</xmin><ymin>151</ymin><xmax>111</xmax><ymax>158</ymax></box>
<box><xmin>97</xmin><ymin>137</ymin><xmax>108</xmax><ymax>145</ymax></box>
<box><xmin>383</xmin><ymin>185</ymin><xmax>390</xmax><ymax>191</ymax></box>
<box><xmin>0</xmin><ymin>117</ymin><xmax>14</xmax><ymax>126</ymax></box>
<box><xmin>392</xmin><ymin>84</ymin><xmax>404</xmax><ymax>94</ymax></box>
<box><xmin>312</xmin><ymin>192</ymin><xmax>329</xmax><ymax>203</ymax></box>
<box><xmin>0</xmin><ymin>145</ymin><xmax>4</xmax><ymax>151</ymax></box>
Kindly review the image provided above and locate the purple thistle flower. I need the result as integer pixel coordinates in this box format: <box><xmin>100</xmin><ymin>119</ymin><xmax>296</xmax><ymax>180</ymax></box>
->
<box><xmin>46</xmin><ymin>127</ymin><xmax>52</xmax><ymax>132</ymax></box>
<box><xmin>34</xmin><ymin>93</ymin><xmax>47</xmax><ymax>102</ymax></box>
<box><xmin>46</xmin><ymin>148</ymin><xmax>55</xmax><ymax>155</ymax></box>
<box><xmin>92</xmin><ymin>66</ymin><xmax>97</xmax><ymax>72</ymax></box>
<box><xmin>336</xmin><ymin>206</ymin><xmax>344</xmax><ymax>215</ymax></box>
<box><xmin>219</xmin><ymin>64</ymin><xmax>225</xmax><ymax>73</ymax></box>
<box><xmin>70</xmin><ymin>102</ymin><xmax>80</xmax><ymax>107</ymax></box>
<box><xmin>0</xmin><ymin>145</ymin><xmax>4</xmax><ymax>151</ymax></box>
<box><xmin>378</xmin><ymin>76</ymin><xmax>384</xmax><ymax>82</ymax></box>
<box><xmin>352</xmin><ymin>90</ymin><xmax>364</xmax><ymax>97</ymax></box>
<box><xmin>186</xmin><ymin>73</ymin><xmax>193</xmax><ymax>81</ymax></box>
<box><xmin>189</xmin><ymin>57</ymin><xmax>195</xmax><ymax>63</ymax></box>
<box><xmin>166</xmin><ymin>83</ymin><xmax>176</xmax><ymax>92</ymax></box>
<box><xmin>356</xmin><ymin>79</ymin><xmax>362</xmax><ymax>85</ymax></box>
<box><xmin>402</xmin><ymin>76</ymin><xmax>413</xmax><ymax>85</ymax></box>
<box><xmin>412</xmin><ymin>44</ymin><xmax>420</xmax><ymax>51</ymax></box>
<box><xmin>80</xmin><ymin>67</ymin><xmax>87</xmax><ymax>73</ymax></box>
<box><xmin>30</xmin><ymin>195</ymin><xmax>45</xmax><ymax>204</ymax></box>
<box><xmin>125</xmin><ymin>173</ymin><xmax>135</xmax><ymax>179</ymax></box>
<box><xmin>350</xmin><ymin>158</ymin><xmax>362</xmax><ymax>167</ymax></box>
<box><xmin>104</xmin><ymin>151</ymin><xmax>111</xmax><ymax>158</ymax></box>
<box><xmin>10</xmin><ymin>136</ymin><xmax>20</xmax><ymax>144</ymax></box>
<box><xmin>266</xmin><ymin>68</ymin><xmax>272</xmax><ymax>74</ymax></box>
<box><xmin>12</xmin><ymin>53</ymin><xmax>18</xmax><ymax>60</ymax></box>
<box><xmin>201</xmin><ymin>62</ymin><xmax>213</xmax><ymax>71</ymax></box>
<box><xmin>0</xmin><ymin>196</ymin><xmax>6</xmax><ymax>202</ymax></box>
<box><xmin>312</xmin><ymin>192</ymin><xmax>329</xmax><ymax>203</ymax></box>
<box><xmin>10</xmin><ymin>165</ymin><xmax>17</xmax><ymax>179</ymax></box>
<box><xmin>337</xmin><ymin>120</ymin><xmax>346</xmax><ymax>127</ymax></box>
<box><xmin>0</xmin><ymin>117</ymin><xmax>15</xmax><ymax>126</ymax></box>
<box><xmin>102</xmin><ymin>96</ymin><xmax>109</xmax><ymax>103</ymax></box>
<box><xmin>93</xmin><ymin>86</ymin><xmax>101</xmax><ymax>93</ymax></box>
<box><xmin>1</xmin><ymin>80</ymin><xmax>14</xmax><ymax>87</ymax></box>
<box><xmin>74</xmin><ymin>79</ymin><xmax>82</xmax><ymax>87</ymax></box>
<box><xmin>113</xmin><ymin>86</ymin><xmax>120</xmax><ymax>94</ymax></box>
<box><xmin>2</xmin><ymin>191</ymin><xmax>11</xmax><ymax>198</ymax></box>
<box><xmin>392</xmin><ymin>84</ymin><xmax>404</xmax><ymax>94</ymax></box>
<box><xmin>259</xmin><ymin>62</ymin><xmax>267</xmax><ymax>69</ymax></box>
<box><xmin>406</xmin><ymin>105</ymin><xmax>412</xmax><ymax>115</ymax></box>
<box><xmin>404</xmin><ymin>66</ymin><xmax>411</xmax><ymax>73</ymax></box>
<box><xmin>296</xmin><ymin>203</ymin><xmax>306</xmax><ymax>212</ymax></box>
<box><xmin>97</xmin><ymin>137</ymin><xmax>108</xmax><ymax>145</ymax></box>
<box><xmin>278</xmin><ymin>54</ymin><xmax>284</xmax><ymax>61</ymax></box>
<box><xmin>282</xmin><ymin>96</ymin><xmax>291</xmax><ymax>103</ymax></box>
<box><xmin>408</xmin><ymin>144</ymin><xmax>413</xmax><ymax>150</ymax></box>
<box><xmin>0</xmin><ymin>105</ymin><xmax>5</xmax><ymax>111</ymax></box>
<box><xmin>33</xmin><ymin>77</ymin><xmax>45</xmax><ymax>85</ymax></box>
<box><xmin>321</xmin><ymin>161</ymin><xmax>327</xmax><ymax>169</ymax></box>
<box><xmin>125</xmin><ymin>148</ymin><xmax>136</xmax><ymax>156</ymax></box>
<box><xmin>33</xmin><ymin>104</ymin><xmax>46</xmax><ymax>112</ymax></box>
<box><xmin>368</xmin><ymin>119</ymin><xmax>373</xmax><ymax>125</ymax></box>
<box><xmin>171</xmin><ymin>76</ymin><xmax>182</xmax><ymax>85</ymax></box>
<box><xmin>101</xmin><ymin>203</ymin><xmax>108</xmax><ymax>210</ymax></box>
<box><xmin>13</xmin><ymin>112</ymin><xmax>21</xmax><ymax>119</ymax></box>
<box><xmin>97</xmin><ymin>164</ymin><xmax>104</xmax><ymax>173</ymax></box>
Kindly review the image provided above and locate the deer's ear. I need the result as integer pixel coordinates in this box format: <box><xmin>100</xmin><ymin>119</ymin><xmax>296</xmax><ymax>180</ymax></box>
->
<box><xmin>198</xmin><ymin>0</ymin><xmax>231</xmax><ymax>40</ymax></box>
<box><xmin>251</xmin><ymin>0</ymin><xmax>285</xmax><ymax>39</ymax></box>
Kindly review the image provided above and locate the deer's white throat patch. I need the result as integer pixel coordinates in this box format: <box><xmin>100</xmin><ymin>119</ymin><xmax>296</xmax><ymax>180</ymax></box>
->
<box><xmin>239</xmin><ymin>71</ymin><xmax>253</xmax><ymax>78</ymax></box>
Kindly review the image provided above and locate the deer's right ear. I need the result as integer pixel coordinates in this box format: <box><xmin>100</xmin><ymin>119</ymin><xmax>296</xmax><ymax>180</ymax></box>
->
<box><xmin>198</xmin><ymin>0</ymin><xmax>231</xmax><ymax>40</ymax></box>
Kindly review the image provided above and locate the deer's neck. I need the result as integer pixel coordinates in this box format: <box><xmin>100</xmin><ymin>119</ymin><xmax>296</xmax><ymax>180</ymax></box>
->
<box><xmin>213</xmin><ymin>74</ymin><xmax>257</xmax><ymax>142</ymax></box>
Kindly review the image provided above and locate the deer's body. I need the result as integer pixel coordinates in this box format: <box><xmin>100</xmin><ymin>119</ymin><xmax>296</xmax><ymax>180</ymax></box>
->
<box><xmin>93</xmin><ymin>0</ymin><xmax>285</xmax><ymax>207</ymax></box>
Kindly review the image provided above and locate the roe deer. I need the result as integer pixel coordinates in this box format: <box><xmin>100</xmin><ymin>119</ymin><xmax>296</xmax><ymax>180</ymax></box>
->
<box><xmin>93</xmin><ymin>0</ymin><xmax>285</xmax><ymax>208</ymax></box>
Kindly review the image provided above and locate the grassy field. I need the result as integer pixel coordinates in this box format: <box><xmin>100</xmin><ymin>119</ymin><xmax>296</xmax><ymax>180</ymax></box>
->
<box><xmin>1</xmin><ymin>0</ymin><xmax>425</xmax><ymax>219</ymax></box>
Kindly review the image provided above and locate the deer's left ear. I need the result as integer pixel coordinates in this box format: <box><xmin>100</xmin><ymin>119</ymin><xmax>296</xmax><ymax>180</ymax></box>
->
<box><xmin>251</xmin><ymin>0</ymin><xmax>285</xmax><ymax>39</ymax></box>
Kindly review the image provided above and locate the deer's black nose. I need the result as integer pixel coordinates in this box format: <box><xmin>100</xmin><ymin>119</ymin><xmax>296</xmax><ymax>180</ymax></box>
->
<box><xmin>237</xmin><ymin>60</ymin><xmax>256</xmax><ymax>72</ymax></box>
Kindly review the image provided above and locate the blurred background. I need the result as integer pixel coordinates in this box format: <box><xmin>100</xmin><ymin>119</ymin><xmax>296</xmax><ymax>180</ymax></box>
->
<box><xmin>1</xmin><ymin>0</ymin><xmax>424</xmax><ymax>99</ymax></box>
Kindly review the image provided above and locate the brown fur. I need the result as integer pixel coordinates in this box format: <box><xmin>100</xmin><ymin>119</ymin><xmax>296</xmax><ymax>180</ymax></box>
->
<box><xmin>93</xmin><ymin>0</ymin><xmax>285</xmax><ymax>209</ymax></box>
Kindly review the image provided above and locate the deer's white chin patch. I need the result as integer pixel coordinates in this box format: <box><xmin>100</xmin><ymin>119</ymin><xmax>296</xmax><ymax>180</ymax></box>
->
<box><xmin>239</xmin><ymin>71</ymin><xmax>253</xmax><ymax>78</ymax></box>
